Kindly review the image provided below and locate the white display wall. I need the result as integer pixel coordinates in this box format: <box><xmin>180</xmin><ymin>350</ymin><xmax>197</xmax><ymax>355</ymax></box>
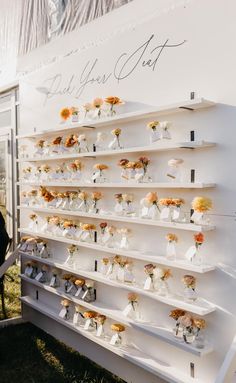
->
<box><xmin>17</xmin><ymin>1</ymin><xmax>236</xmax><ymax>382</ymax></box>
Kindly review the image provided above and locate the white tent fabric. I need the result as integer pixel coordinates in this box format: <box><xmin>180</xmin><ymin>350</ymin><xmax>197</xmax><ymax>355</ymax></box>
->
<box><xmin>0</xmin><ymin>0</ymin><xmax>132</xmax><ymax>86</ymax></box>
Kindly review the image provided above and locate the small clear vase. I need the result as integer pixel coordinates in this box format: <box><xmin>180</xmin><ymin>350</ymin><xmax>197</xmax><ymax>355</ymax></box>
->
<box><xmin>119</xmin><ymin>234</ymin><xmax>130</xmax><ymax>250</ymax></box>
<box><xmin>191</xmin><ymin>246</ymin><xmax>202</xmax><ymax>266</ymax></box>
<box><xmin>108</xmin><ymin>136</ymin><xmax>123</xmax><ymax>150</ymax></box>
<box><xmin>183</xmin><ymin>328</ymin><xmax>196</xmax><ymax>344</ymax></box>
<box><xmin>148</xmin><ymin>204</ymin><xmax>160</xmax><ymax>220</ymax></box>
<box><xmin>123</xmin><ymin>202</ymin><xmax>135</xmax><ymax>217</ymax></box>
<box><xmin>150</xmin><ymin>128</ymin><xmax>161</xmax><ymax>143</ymax></box>
<box><xmin>110</xmin><ymin>332</ymin><xmax>123</xmax><ymax>347</ymax></box>
<box><xmin>166</xmin><ymin>165</ymin><xmax>183</xmax><ymax>182</ymax></box>
<box><xmin>184</xmin><ymin>287</ymin><xmax>198</xmax><ymax>302</ymax></box>
<box><xmin>194</xmin><ymin>330</ymin><xmax>206</xmax><ymax>349</ymax></box>
<box><xmin>158</xmin><ymin>279</ymin><xmax>170</xmax><ymax>296</ymax></box>
<box><xmin>114</xmin><ymin>201</ymin><xmax>123</xmax><ymax>215</ymax></box>
<box><xmin>166</xmin><ymin>241</ymin><xmax>176</xmax><ymax>260</ymax></box>
<box><xmin>173</xmin><ymin>323</ymin><xmax>184</xmax><ymax>340</ymax></box>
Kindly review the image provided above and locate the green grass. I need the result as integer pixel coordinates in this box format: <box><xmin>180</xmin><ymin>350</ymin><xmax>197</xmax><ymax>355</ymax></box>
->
<box><xmin>0</xmin><ymin>322</ymin><xmax>126</xmax><ymax>383</ymax></box>
<box><xmin>0</xmin><ymin>264</ymin><xmax>21</xmax><ymax>320</ymax></box>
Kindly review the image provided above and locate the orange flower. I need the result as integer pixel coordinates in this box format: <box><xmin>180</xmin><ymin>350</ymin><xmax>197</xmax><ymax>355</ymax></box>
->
<box><xmin>93</xmin><ymin>98</ymin><xmax>103</xmax><ymax>108</ymax></box>
<box><xmin>105</xmin><ymin>96</ymin><xmax>123</xmax><ymax>105</ymax></box>
<box><xmin>94</xmin><ymin>163</ymin><xmax>109</xmax><ymax>171</ymax></box>
<box><xmin>194</xmin><ymin>232</ymin><xmax>204</xmax><ymax>244</ymax></box>
<box><xmin>60</xmin><ymin>108</ymin><xmax>71</xmax><ymax>120</ymax></box>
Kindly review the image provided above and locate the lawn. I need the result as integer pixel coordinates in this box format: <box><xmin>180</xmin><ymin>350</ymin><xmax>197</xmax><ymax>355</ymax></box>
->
<box><xmin>0</xmin><ymin>264</ymin><xmax>21</xmax><ymax>320</ymax></box>
<box><xmin>0</xmin><ymin>322</ymin><xmax>126</xmax><ymax>383</ymax></box>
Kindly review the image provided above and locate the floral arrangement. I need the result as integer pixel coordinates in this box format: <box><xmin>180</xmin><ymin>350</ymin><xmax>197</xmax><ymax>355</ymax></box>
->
<box><xmin>90</xmin><ymin>191</ymin><xmax>102</xmax><ymax>213</ymax></box>
<box><xmin>99</xmin><ymin>222</ymin><xmax>107</xmax><ymax>235</ymax></box>
<box><xmin>145</xmin><ymin>192</ymin><xmax>158</xmax><ymax>206</ymax></box>
<box><xmin>166</xmin><ymin>233</ymin><xmax>178</xmax><ymax>243</ymax></box>
<box><xmin>61</xmin><ymin>299</ymin><xmax>70</xmax><ymax>307</ymax></box>
<box><xmin>109</xmin><ymin>127</ymin><xmax>123</xmax><ymax>149</ymax></box>
<box><xmin>182</xmin><ymin>275</ymin><xmax>196</xmax><ymax>289</ymax></box>
<box><xmin>65</xmin><ymin>134</ymin><xmax>77</xmax><ymax>148</ymax></box>
<box><xmin>95</xmin><ymin>314</ymin><xmax>107</xmax><ymax>325</ymax></box>
<box><xmin>147</xmin><ymin>121</ymin><xmax>160</xmax><ymax>131</ymax></box>
<box><xmin>159</xmin><ymin>268</ymin><xmax>172</xmax><ymax>281</ymax></box>
<box><xmin>105</xmin><ymin>96</ymin><xmax>124</xmax><ymax>116</ymax></box>
<box><xmin>93</xmin><ymin>98</ymin><xmax>103</xmax><ymax>118</ymax></box>
<box><xmin>36</xmin><ymin>139</ymin><xmax>45</xmax><ymax>148</ymax></box>
<box><xmin>60</xmin><ymin>108</ymin><xmax>71</xmax><ymax>121</ymax></box>
<box><xmin>83</xmin><ymin>103</ymin><xmax>93</xmax><ymax>119</ymax></box>
<box><xmin>194</xmin><ymin>232</ymin><xmax>204</xmax><ymax>249</ymax></box>
<box><xmin>192</xmin><ymin>196</ymin><xmax>213</xmax><ymax>212</ymax></box>
<box><xmin>128</xmin><ymin>293</ymin><xmax>138</xmax><ymax>308</ymax></box>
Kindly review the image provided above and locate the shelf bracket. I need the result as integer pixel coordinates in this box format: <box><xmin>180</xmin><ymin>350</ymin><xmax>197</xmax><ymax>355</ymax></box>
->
<box><xmin>179</xmin><ymin>106</ymin><xmax>194</xmax><ymax>111</ymax></box>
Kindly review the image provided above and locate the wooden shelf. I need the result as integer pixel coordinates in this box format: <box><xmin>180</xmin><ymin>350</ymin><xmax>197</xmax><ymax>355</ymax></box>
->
<box><xmin>17</xmin><ymin>181</ymin><xmax>216</xmax><ymax>190</ymax></box>
<box><xmin>21</xmin><ymin>296</ymin><xmax>202</xmax><ymax>383</ymax></box>
<box><xmin>20</xmin><ymin>274</ymin><xmax>213</xmax><ymax>356</ymax></box>
<box><xmin>16</xmin><ymin>98</ymin><xmax>215</xmax><ymax>140</ymax></box>
<box><xmin>16</xmin><ymin>141</ymin><xmax>216</xmax><ymax>162</ymax></box>
<box><xmin>19</xmin><ymin>251</ymin><xmax>216</xmax><ymax>315</ymax></box>
<box><xmin>18</xmin><ymin>229</ymin><xmax>215</xmax><ymax>273</ymax></box>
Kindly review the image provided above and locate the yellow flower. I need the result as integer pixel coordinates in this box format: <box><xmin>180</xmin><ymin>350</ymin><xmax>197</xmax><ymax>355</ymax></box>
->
<box><xmin>193</xmin><ymin>318</ymin><xmax>206</xmax><ymax>329</ymax></box>
<box><xmin>82</xmin><ymin>223</ymin><xmax>96</xmax><ymax>231</ymax></box>
<box><xmin>111</xmin><ymin>128</ymin><xmax>121</xmax><ymax>136</ymax></box>
<box><xmin>111</xmin><ymin>323</ymin><xmax>125</xmax><ymax>332</ymax></box>
<box><xmin>147</xmin><ymin>121</ymin><xmax>160</xmax><ymax>130</ymax></box>
<box><xmin>60</xmin><ymin>107</ymin><xmax>71</xmax><ymax>120</ymax></box>
<box><xmin>169</xmin><ymin>309</ymin><xmax>186</xmax><ymax>320</ymax></box>
<box><xmin>166</xmin><ymin>233</ymin><xmax>178</xmax><ymax>242</ymax></box>
<box><xmin>78</xmin><ymin>191</ymin><xmax>88</xmax><ymax>200</ymax></box>
<box><xmin>192</xmin><ymin>196</ymin><xmax>213</xmax><ymax>212</ymax></box>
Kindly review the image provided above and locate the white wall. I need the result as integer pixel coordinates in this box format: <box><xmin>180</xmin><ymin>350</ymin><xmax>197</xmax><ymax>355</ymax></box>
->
<box><xmin>19</xmin><ymin>1</ymin><xmax>236</xmax><ymax>382</ymax></box>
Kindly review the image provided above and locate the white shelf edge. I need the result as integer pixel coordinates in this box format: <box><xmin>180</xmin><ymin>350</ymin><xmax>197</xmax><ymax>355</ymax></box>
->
<box><xmin>20</xmin><ymin>273</ymin><xmax>213</xmax><ymax>357</ymax></box>
<box><xmin>20</xmin><ymin>295</ymin><xmax>202</xmax><ymax>383</ymax></box>
<box><xmin>17</xmin><ymin>181</ymin><xmax>216</xmax><ymax>190</ymax></box>
<box><xmin>18</xmin><ymin>204</ymin><xmax>215</xmax><ymax>232</ymax></box>
<box><xmin>16</xmin><ymin>98</ymin><xmax>215</xmax><ymax>140</ymax></box>
<box><xmin>16</xmin><ymin>141</ymin><xmax>216</xmax><ymax>162</ymax></box>
<box><xmin>18</xmin><ymin>228</ymin><xmax>215</xmax><ymax>273</ymax></box>
<box><xmin>19</xmin><ymin>249</ymin><xmax>215</xmax><ymax>316</ymax></box>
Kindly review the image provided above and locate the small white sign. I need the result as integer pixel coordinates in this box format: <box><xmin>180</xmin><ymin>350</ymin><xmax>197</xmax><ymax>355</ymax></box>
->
<box><xmin>35</xmin><ymin>272</ymin><xmax>43</xmax><ymax>281</ymax></box>
<box><xmin>160</xmin><ymin>207</ymin><xmax>170</xmax><ymax>220</ymax></box>
<box><xmin>73</xmin><ymin>312</ymin><xmax>79</xmax><ymax>325</ymax></box>
<box><xmin>59</xmin><ymin>307</ymin><xmax>67</xmax><ymax>318</ymax></box>
<box><xmin>84</xmin><ymin>319</ymin><xmax>91</xmax><ymax>330</ymax></box>
<box><xmin>96</xmin><ymin>324</ymin><xmax>103</xmax><ymax>337</ymax></box>
<box><xmin>75</xmin><ymin>287</ymin><xmax>82</xmax><ymax>297</ymax></box>
<box><xmin>185</xmin><ymin>245</ymin><xmax>197</xmax><ymax>260</ymax></box>
<box><xmin>123</xmin><ymin>303</ymin><xmax>132</xmax><ymax>317</ymax></box>
<box><xmin>110</xmin><ymin>333</ymin><xmax>119</xmax><ymax>345</ymax></box>
<box><xmin>144</xmin><ymin>276</ymin><xmax>152</xmax><ymax>290</ymax></box>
